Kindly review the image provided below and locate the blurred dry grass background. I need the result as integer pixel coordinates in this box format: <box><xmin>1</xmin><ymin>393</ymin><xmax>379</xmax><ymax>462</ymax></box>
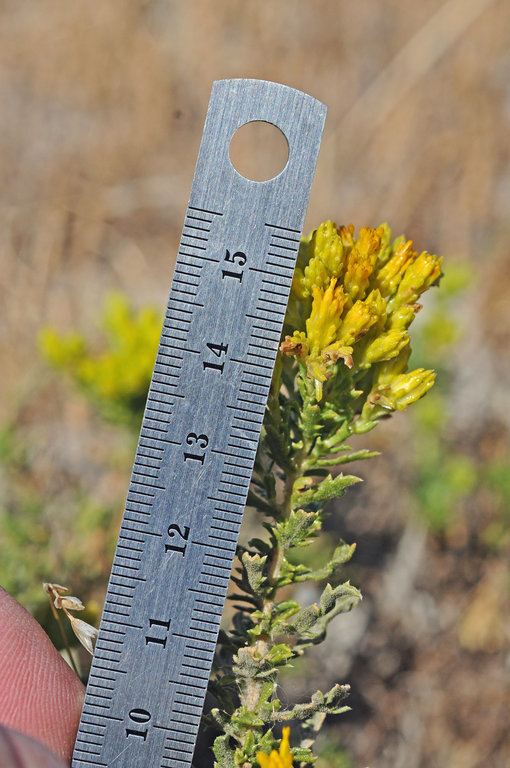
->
<box><xmin>1</xmin><ymin>1</ymin><xmax>510</xmax><ymax>767</ymax></box>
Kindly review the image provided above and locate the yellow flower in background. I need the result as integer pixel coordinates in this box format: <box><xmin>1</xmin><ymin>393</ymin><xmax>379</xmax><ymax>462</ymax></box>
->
<box><xmin>40</xmin><ymin>293</ymin><xmax>162</xmax><ymax>424</ymax></box>
<box><xmin>257</xmin><ymin>727</ymin><xmax>293</xmax><ymax>768</ymax></box>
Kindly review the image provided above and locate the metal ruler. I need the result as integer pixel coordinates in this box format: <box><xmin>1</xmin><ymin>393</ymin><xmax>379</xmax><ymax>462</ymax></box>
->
<box><xmin>72</xmin><ymin>78</ymin><xmax>326</xmax><ymax>768</ymax></box>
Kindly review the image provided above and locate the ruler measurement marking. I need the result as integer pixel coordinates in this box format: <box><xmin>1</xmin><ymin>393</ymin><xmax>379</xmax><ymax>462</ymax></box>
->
<box><xmin>86</xmin><ymin>691</ymin><xmax>114</xmax><ymax>700</ymax></box>
<box><xmin>181</xmin><ymin>231</ymin><xmax>208</xmax><ymax>242</ymax></box>
<box><xmin>193</xmin><ymin>607</ymin><xmax>224</xmax><ymax>619</ymax></box>
<box><xmin>253</xmin><ymin>303</ymin><xmax>287</xmax><ymax>317</ymax></box>
<box><xmin>225</xmin><ymin>403</ymin><xmax>264</xmax><ymax>419</ymax></box>
<box><xmin>172</xmin><ymin>286</ymin><xmax>199</xmax><ymax>298</ymax></box>
<box><xmin>183</xmin><ymin>222</ymin><xmax>211</xmax><ymax>234</ymax></box>
<box><xmin>98</xmin><ymin>619</ymin><xmax>143</xmax><ymax>631</ymax></box>
<box><xmin>165</xmin><ymin>309</ymin><xmax>192</xmax><ymax>320</ymax></box>
<box><xmin>260</xmin><ymin>286</ymin><xmax>289</xmax><ymax>297</ymax></box>
<box><xmin>192</xmin><ymin>539</ymin><xmax>236</xmax><ymax>552</ymax></box>
<box><xmin>138</xmin><ymin>438</ymin><xmax>165</xmax><ymax>450</ymax></box>
<box><xmin>121</xmin><ymin>526</ymin><xmax>161</xmax><ymax>539</ymax></box>
<box><xmin>212</xmin><ymin>511</ymin><xmax>243</xmax><ymax>524</ymax></box>
<box><xmin>132</xmin><ymin>468</ymin><xmax>162</xmax><ymax>481</ymax></box>
<box><xmin>268</xmin><ymin>240</ymin><xmax>297</xmax><ymax>251</ymax></box>
<box><xmin>116</xmin><ymin>542</ymin><xmax>143</xmax><ymax>553</ymax></box>
<box><xmin>155</xmin><ymin>360</ymin><xmax>181</xmax><ymax>371</ymax></box>
<box><xmin>169</xmin><ymin>680</ymin><xmax>206</xmax><ymax>693</ymax></box>
<box><xmin>128</xmin><ymin>486</ymin><xmax>157</xmax><ymax>497</ymax></box>
<box><xmin>133</xmin><ymin>459</ymin><xmax>164</xmax><ymax>476</ymax></box>
<box><xmin>180</xmin><ymin>238</ymin><xmax>207</xmax><ymax>250</ymax></box>
<box><xmin>230</xmin><ymin>358</ymin><xmax>272</xmax><ymax>372</ymax></box>
<box><xmin>207</xmin><ymin>494</ymin><xmax>243</xmax><ymax>505</ymax></box>
<box><xmin>265</xmin><ymin>221</ymin><xmax>300</xmax><ymax>234</ymax></box>
<box><xmin>188</xmin><ymin>204</ymin><xmax>223</xmax><ymax>217</ymax></box>
<box><xmin>219</xmin><ymin>476</ymin><xmax>248</xmax><ymax>489</ymax></box>
<box><xmin>134</xmin><ymin>454</ymin><xmax>161</xmax><ymax>465</ymax></box>
<box><xmin>245</xmin><ymin>312</ymin><xmax>282</xmax><ymax>324</ymax></box>
<box><xmin>266</xmin><ymin>259</ymin><xmax>294</xmax><ymax>271</ymax></box>
<box><xmin>185</xmin><ymin>212</ymin><xmax>214</xmax><ymax>224</ymax></box>
<box><xmin>222</xmin><ymin>469</ymin><xmax>252</xmax><ymax>482</ymax></box>
<box><xmin>123</xmin><ymin>513</ymin><xmax>150</xmax><ymax>524</ymax></box>
<box><xmin>208</xmin><ymin>532</ymin><xmax>237</xmax><ymax>545</ymax></box>
<box><xmin>240</xmin><ymin>372</ymin><xmax>273</xmax><ymax>384</ymax></box>
<box><xmin>111</xmin><ymin>559</ymin><xmax>141</xmax><ymax>570</ymax></box>
<box><xmin>88</xmin><ymin>680</ymin><xmax>116</xmax><ymax>691</ymax></box>
<box><xmin>158</xmin><ymin>336</ymin><xmax>186</xmax><ymax>347</ymax></box>
<box><xmin>270</xmin><ymin>232</ymin><xmax>300</xmax><ymax>243</ymax></box>
<box><xmin>168</xmin><ymin>296</ymin><xmax>205</xmax><ymax>308</ymax></box>
<box><xmin>249</xmin><ymin>265</ymin><xmax>290</xmax><ymax>277</ymax></box>
<box><xmin>257</xmin><ymin>296</ymin><xmax>288</xmax><ymax>309</ymax></box>
<box><xmin>188</xmin><ymin>587</ymin><xmax>224</xmax><ymax>600</ymax></box>
<box><xmin>178</xmin><ymin>249</ymin><xmax>219</xmax><ymax>263</ymax></box>
<box><xmin>231</xmin><ymin>414</ymin><xmax>261</xmax><ymax>426</ymax></box>
<box><xmin>174</xmin><ymin>265</ymin><xmax>202</xmax><ymax>276</ymax></box>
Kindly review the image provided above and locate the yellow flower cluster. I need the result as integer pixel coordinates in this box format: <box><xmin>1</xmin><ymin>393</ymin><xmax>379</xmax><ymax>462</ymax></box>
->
<box><xmin>257</xmin><ymin>727</ymin><xmax>293</xmax><ymax>768</ymax></box>
<box><xmin>282</xmin><ymin>221</ymin><xmax>441</xmax><ymax>405</ymax></box>
<box><xmin>40</xmin><ymin>293</ymin><xmax>161</xmax><ymax>411</ymax></box>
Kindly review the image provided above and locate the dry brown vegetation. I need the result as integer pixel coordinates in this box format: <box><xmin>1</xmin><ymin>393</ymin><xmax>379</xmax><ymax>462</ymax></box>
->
<box><xmin>1</xmin><ymin>2</ymin><xmax>509</xmax><ymax>766</ymax></box>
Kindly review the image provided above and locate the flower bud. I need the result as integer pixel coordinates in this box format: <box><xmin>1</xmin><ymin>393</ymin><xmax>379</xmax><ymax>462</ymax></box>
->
<box><xmin>363</xmin><ymin>330</ymin><xmax>410</xmax><ymax>364</ymax></box>
<box><xmin>343</xmin><ymin>227</ymin><xmax>381</xmax><ymax>301</ymax></box>
<box><xmin>390</xmin><ymin>251</ymin><xmax>442</xmax><ymax>310</ymax></box>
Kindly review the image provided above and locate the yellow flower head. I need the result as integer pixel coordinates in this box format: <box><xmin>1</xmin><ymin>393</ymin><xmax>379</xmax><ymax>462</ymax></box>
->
<box><xmin>382</xmin><ymin>367</ymin><xmax>437</xmax><ymax>410</ymax></box>
<box><xmin>362</xmin><ymin>329</ymin><xmax>410</xmax><ymax>365</ymax></box>
<box><xmin>306</xmin><ymin>278</ymin><xmax>346</xmax><ymax>356</ymax></box>
<box><xmin>343</xmin><ymin>226</ymin><xmax>381</xmax><ymax>301</ymax></box>
<box><xmin>374</xmin><ymin>239</ymin><xmax>416</xmax><ymax>298</ymax></box>
<box><xmin>389</xmin><ymin>250</ymin><xmax>442</xmax><ymax>311</ymax></box>
<box><xmin>295</xmin><ymin>221</ymin><xmax>346</xmax><ymax>297</ymax></box>
<box><xmin>337</xmin><ymin>289</ymin><xmax>385</xmax><ymax>347</ymax></box>
<box><xmin>257</xmin><ymin>727</ymin><xmax>293</xmax><ymax>768</ymax></box>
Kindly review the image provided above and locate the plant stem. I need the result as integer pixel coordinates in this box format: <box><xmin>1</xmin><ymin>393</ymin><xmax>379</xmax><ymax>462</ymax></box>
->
<box><xmin>46</xmin><ymin>591</ymin><xmax>80</xmax><ymax>677</ymax></box>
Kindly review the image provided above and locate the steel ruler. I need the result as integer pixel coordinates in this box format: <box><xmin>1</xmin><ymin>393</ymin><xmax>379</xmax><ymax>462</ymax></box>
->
<box><xmin>72</xmin><ymin>78</ymin><xmax>326</xmax><ymax>768</ymax></box>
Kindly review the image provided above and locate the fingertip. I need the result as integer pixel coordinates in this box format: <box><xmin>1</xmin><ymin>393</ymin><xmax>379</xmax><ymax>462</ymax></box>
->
<box><xmin>0</xmin><ymin>587</ymin><xmax>85</xmax><ymax>761</ymax></box>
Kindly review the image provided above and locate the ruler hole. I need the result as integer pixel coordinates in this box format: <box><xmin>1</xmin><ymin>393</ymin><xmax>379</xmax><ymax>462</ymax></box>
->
<box><xmin>229</xmin><ymin>121</ymin><xmax>288</xmax><ymax>182</ymax></box>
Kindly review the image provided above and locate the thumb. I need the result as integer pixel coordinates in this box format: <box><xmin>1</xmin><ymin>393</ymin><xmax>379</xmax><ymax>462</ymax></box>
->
<box><xmin>0</xmin><ymin>587</ymin><xmax>85</xmax><ymax>763</ymax></box>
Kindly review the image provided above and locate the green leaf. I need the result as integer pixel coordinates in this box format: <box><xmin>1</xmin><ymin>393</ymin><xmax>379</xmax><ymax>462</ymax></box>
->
<box><xmin>273</xmin><ymin>508</ymin><xmax>322</xmax><ymax>549</ymax></box>
<box><xmin>312</xmin><ymin>449</ymin><xmax>380</xmax><ymax>468</ymax></box>
<box><xmin>265</xmin><ymin>643</ymin><xmax>294</xmax><ymax>664</ymax></box>
<box><xmin>293</xmin><ymin>473</ymin><xmax>362</xmax><ymax>507</ymax></box>
<box><xmin>294</xmin><ymin>541</ymin><xmax>356</xmax><ymax>583</ymax></box>
<box><xmin>241</xmin><ymin>552</ymin><xmax>268</xmax><ymax>595</ymax></box>
<box><xmin>232</xmin><ymin>707</ymin><xmax>265</xmax><ymax>727</ymax></box>
<box><xmin>212</xmin><ymin>734</ymin><xmax>236</xmax><ymax>768</ymax></box>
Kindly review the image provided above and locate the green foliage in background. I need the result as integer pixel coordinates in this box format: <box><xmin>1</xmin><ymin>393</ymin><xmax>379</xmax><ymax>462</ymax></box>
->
<box><xmin>0</xmin><ymin>422</ymin><xmax>115</xmax><ymax>615</ymax></box>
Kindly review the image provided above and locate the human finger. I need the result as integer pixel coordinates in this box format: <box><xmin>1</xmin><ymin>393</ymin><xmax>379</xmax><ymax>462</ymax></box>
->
<box><xmin>0</xmin><ymin>587</ymin><xmax>85</xmax><ymax>763</ymax></box>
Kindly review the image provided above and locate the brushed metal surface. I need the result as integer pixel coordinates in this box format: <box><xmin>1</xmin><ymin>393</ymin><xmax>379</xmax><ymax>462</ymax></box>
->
<box><xmin>72</xmin><ymin>78</ymin><xmax>326</xmax><ymax>768</ymax></box>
